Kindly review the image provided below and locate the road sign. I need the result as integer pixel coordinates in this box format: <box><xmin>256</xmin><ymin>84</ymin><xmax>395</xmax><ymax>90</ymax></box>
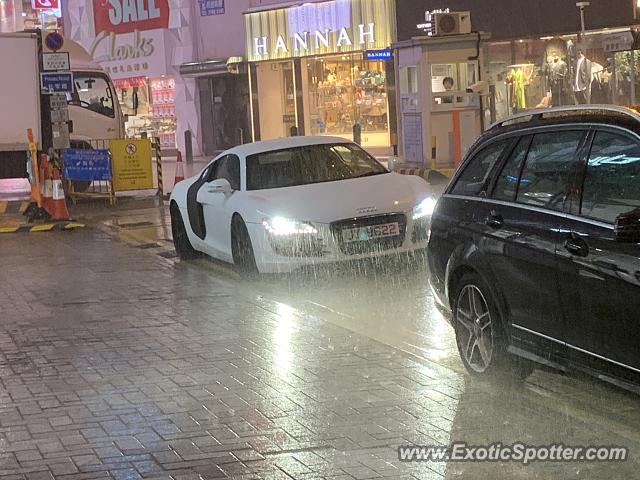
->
<box><xmin>63</xmin><ymin>149</ymin><xmax>112</xmax><ymax>181</ymax></box>
<box><xmin>110</xmin><ymin>139</ymin><xmax>154</xmax><ymax>191</ymax></box>
<box><xmin>43</xmin><ymin>52</ymin><xmax>70</xmax><ymax>71</ymax></box>
<box><xmin>603</xmin><ymin>31</ymin><xmax>634</xmax><ymax>53</ymax></box>
<box><xmin>44</xmin><ymin>31</ymin><xmax>64</xmax><ymax>52</ymax></box>
<box><xmin>40</xmin><ymin>72</ymin><xmax>73</xmax><ymax>93</ymax></box>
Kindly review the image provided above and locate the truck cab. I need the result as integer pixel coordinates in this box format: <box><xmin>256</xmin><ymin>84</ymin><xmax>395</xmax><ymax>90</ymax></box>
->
<box><xmin>52</xmin><ymin>39</ymin><xmax>126</xmax><ymax>146</ymax></box>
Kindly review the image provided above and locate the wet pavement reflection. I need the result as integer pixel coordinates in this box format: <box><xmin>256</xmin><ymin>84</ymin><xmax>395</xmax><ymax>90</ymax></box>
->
<box><xmin>4</xmin><ymin>203</ymin><xmax>639</xmax><ymax>479</ymax></box>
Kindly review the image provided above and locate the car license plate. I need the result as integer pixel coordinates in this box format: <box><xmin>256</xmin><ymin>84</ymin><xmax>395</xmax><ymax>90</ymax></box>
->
<box><xmin>342</xmin><ymin>222</ymin><xmax>400</xmax><ymax>243</ymax></box>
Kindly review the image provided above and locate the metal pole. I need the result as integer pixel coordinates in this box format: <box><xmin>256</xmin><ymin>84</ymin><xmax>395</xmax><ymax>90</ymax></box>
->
<box><xmin>184</xmin><ymin>130</ymin><xmax>193</xmax><ymax>164</ymax></box>
<box><xmin>155</xmin><ymin>137</ymin><xmax>164</xmax><ymax>198</ymax></box>
<box><xmin>632</xmin><ymin>50</ymin><xmax>637</xmax><ymax>106</ymax></box>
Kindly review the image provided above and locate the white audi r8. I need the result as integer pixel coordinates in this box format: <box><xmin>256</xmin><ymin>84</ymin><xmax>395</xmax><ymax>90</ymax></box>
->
<box><xmin>169</xmin><ymin>136</ymin><xmax>439</xmax><ymax>275</ymax></box>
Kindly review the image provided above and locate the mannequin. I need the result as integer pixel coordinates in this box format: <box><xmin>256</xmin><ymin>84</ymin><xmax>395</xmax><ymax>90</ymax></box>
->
<box><xmin>507</xmin><ymin>67</ymin><xmax>527</xmax><ymax>111</ymax></box>
<box><xmin>573</xmin><ymin>50</ymin><xmax>592</xmax><ymax>104</ymax></box>
<box><xmin>546</xmin><ymin>50</ymin><xmax>567</xmax><ymax>106</ymax></box>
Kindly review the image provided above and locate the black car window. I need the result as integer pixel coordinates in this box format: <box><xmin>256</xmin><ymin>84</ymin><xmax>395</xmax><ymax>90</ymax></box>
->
<box><xmin>581</xmin><ymin>131</ymin><xmax>640</xmax><ymax>224</ymax></box>
<box><xmin>492</xmin><ymin>136</ymin><xmax>531</xmax><ymax>202</ymax></box>
<box><xmin>206</xmin><ymin>155</ymin><xmax>241</xmax><ymax>191</ymax></box>
<box><xmin>515</xmin><ymin>131</ymin><xmax>584</xmax><ymax>211</ymax></box>
<box><xmin>450</xmin><ymin>140</ymin><xmax>510</xmax><ymax>196</ymax></box>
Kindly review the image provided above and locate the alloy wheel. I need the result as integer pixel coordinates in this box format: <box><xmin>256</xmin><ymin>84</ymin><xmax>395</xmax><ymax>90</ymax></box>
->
<box><xmin>456</xmin><ymin>284</ymin><xmax>494</xmax><ymax>373</ymax></box>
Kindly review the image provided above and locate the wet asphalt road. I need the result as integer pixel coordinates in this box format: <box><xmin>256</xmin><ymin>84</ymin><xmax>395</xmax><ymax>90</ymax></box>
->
<box><xmin>2</xmin><ymin>200</ymin><xmax>640</xmax><ymax>479</ymax></box>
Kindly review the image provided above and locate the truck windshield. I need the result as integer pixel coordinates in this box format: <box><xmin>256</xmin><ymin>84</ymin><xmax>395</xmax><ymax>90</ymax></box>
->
<box><xmin>68</xmin><ymin>72</ymin><xmax>115</xmax><ymax>118</ymax></box>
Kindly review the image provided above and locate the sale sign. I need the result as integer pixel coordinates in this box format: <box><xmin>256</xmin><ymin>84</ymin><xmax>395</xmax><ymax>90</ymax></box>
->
<box><xmin>92</xmin><ymin>0</ymin><xmax>169</xmax><ymax>35</ymax></box>
<box><xmin>33</xmin><ymin>0</ymin><xmax>59</xmax><ymax>8</ymax></box>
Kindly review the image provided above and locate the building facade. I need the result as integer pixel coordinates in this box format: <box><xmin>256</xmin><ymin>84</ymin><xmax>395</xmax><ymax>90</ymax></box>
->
<box><xmin>244</xmin><ymin>0</ymin><xmax>397</xmax><ymax>156</ymax></box>
<box><xmin>393</xmin><ymin>0</ymin><xmax>640</xmax><ymax>167</ymax></box>
<box><xmin>63</xmin><ymin>0</ymin><xmax>201</xmax><ymax>154</ymax></box>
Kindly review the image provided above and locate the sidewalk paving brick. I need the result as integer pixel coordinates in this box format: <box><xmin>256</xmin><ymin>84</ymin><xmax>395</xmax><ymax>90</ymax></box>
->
<box><xmin>2</xmin><ymin>230</ymin><xmax>640</xmax><ymax>479</ymax></box>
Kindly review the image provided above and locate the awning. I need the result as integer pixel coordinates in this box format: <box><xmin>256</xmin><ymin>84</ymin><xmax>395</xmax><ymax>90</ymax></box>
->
<box><xmin>179</xmin><ymin>57</ymin><xmax>246</xmax><ymax>78</ymax></box>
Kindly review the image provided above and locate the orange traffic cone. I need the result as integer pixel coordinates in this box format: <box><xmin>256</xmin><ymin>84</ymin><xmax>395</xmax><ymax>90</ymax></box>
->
<box><xmin>40</xmin><ymin>154</ymin><xmax>53</xmax><ymax>215</ymax></box>
<box><xmin>174</xmin><ymin>151</ymin><xmax>185</xmax><ymax>186</ymax></box>
<box><xmin>47</xmin><ymin>167</ymin><xmax>70</xmax><ymax>221</ymax></box>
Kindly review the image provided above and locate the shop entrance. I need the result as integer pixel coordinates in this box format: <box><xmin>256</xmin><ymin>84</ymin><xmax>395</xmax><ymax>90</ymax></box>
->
<box><xmin>304</xmin><ymin>53</ymin><xmax>390</xmax><ymax>149</ymax></box>
<box><xmin>255</xmin><ymin>61</ymin><xmax>298</xmax><ymax>140</ymax></box>
<box><xmin>200</xmin><ymin>74</ymin><xmax>251</xmax><ymax>155</ymax></box>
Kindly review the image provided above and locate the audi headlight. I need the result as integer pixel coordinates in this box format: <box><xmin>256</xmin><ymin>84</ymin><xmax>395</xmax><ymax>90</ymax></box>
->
<box><xmin>262</xmin><ymin>217</ymin><xmax>318</xmax><ymax>236</ymax></box>
<box><xmin>412</xmin><ymin>196</ymin><xmax>437</xmax><ymax>220</ymax></box>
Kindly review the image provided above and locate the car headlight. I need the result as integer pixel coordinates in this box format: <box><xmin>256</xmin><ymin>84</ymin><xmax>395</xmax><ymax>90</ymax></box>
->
<box><xmin>262</xmin><ymin>216</ymin><xmax>318</xmax><ymax>236</ymax></box>
<box><xmin>412</xmin><ymin>196</ymin><xmax>437</xmax><ymax>220</ymax></box>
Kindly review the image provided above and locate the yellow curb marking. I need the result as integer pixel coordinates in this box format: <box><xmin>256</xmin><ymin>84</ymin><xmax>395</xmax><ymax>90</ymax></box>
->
<box><xmin>29</xmin><ymin>224</ymin><xmax>56</xmax><ymax>232</ymax></box>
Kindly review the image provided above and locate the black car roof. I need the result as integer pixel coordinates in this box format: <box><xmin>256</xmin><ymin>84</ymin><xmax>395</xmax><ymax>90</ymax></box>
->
<box><xmin>476</xmin><ymin>106</ymin><xmax>640</xmax><ymax>148</ymax></box>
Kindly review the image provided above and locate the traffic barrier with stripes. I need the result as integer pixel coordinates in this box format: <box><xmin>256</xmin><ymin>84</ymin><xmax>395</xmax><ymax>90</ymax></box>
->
<box><xmin>0</xmin><ymin>221</ymin><xmax>85</xmax><ymax>234</ymax></box>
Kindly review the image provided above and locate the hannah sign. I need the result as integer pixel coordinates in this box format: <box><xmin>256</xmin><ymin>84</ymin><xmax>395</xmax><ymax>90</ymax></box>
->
<box><xmin>245</xmin><ymin>0</ymin><xmax>394</xmax><ymax>62</ymax></box>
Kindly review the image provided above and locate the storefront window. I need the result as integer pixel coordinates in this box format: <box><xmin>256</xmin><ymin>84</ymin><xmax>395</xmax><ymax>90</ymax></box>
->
<box><xmin>116</xmin><ymin>77</ymin><xmax>177</xmax><ymax>148</ymax></box>
<box><xmin>306</xmin><ymin>53</ymin><xmax>388</xmax><ymax>138</ymax></box>
<box><xmin>487</xmin><ymin>32</ymin><xmax>638</xmax><ymax>123</ymax></box>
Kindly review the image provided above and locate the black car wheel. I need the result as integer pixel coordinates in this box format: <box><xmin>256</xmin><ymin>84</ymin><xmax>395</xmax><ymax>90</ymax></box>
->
<box><xmin>231</xmin><ymin>215</ymin><xmax>258</xmax><ymax>278</ymax></box>
<box><xmin>453</xmin><ymin>273</ymin><xmax>532</xmax><ymax>378</ymax></box>
<box><xmin>170</xmin><ymin>202</ymin><xmax>199</xmax><ymax>260</ymax></box>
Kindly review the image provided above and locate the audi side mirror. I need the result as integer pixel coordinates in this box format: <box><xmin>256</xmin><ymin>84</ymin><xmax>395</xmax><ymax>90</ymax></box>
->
<box><xmin>614</xmin><ymin>208</ymin><xmax>640</xmax><ymax>243</ymax></box>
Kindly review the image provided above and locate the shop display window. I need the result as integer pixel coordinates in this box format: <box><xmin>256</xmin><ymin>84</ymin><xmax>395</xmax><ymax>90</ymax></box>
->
<box><xmin>488</xmin><ymin>33</ymin><xmax>639</xmax><ymax>122</ymax></box>
<box><xmin>306</xmin><ymin>53</ymin><xmax>388</xmax><ymax>137</ymax></box>
<box><xmin>117</xmin><ymin>77</ymin><xmax>177</xmax><ymax>149</ymax></box>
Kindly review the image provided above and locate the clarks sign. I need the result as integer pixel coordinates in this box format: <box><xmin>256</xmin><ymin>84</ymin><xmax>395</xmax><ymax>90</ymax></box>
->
<box><xmin>245</xmin><ymin>0</ymin><xmax>394</xmax><ymax>62</ymax></box>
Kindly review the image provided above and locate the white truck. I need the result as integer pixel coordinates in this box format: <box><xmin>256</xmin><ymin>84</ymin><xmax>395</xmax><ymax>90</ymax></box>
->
<box><xmin>0</xmin><ymin>32</ymin><xmax>127</xmax><ymax>179</ymax></box>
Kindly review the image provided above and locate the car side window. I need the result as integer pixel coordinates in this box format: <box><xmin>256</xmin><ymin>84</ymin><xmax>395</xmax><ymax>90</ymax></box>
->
<box><xmin>515</xmin><ymin>131</ymin><xmax>584</xmax><ymax>211</ymax></box>
<box><xmin>209</xmin><ymin>155</ymin><xmax>240</xmax><ymax>191</ymax></box>
<box><xmin>581</xmin><ymin>131</ymin><xmax>640</xmax><ymax>224</ymax></box>
<box><xmin>492</xmin><ymin>136</ymin><xmax>531</xmax><ymax>202</ymax></box>
<box><xmin>450</xmin><ymin>140</ymin><xmax>510</xmax><ymax>196</ymax></box>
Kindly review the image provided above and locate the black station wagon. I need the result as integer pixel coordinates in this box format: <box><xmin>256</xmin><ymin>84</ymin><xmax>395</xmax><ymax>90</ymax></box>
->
<box><xmin>427</xmin><ymin>105</ymin><xmax>640</xmax><ymax>391</ymax></box>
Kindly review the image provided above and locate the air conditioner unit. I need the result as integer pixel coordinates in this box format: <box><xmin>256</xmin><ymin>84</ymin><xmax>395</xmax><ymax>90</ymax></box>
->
<box><xmin>433</xmin><ymin>12</ymin><xmax>472</xmax><ymax>36</ymax></box>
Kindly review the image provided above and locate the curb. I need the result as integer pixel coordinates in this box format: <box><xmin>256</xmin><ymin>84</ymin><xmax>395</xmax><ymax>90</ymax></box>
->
<box><xmin>0</xmin><ymin>221</ymin><xmax>86</xmax><ymax>234</ymax></box>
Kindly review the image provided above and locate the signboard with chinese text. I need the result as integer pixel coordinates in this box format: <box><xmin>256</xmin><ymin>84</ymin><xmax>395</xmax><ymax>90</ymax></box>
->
<box><xmin>40</xmin><ymin>72</ymin><xmax>73</xmax><ymax>93</ymax></box>
<box><xmin>43</xmin><ymin>52</ymin><xmax>70</xmax><ymax>71</ymax></box>
<box><xmin>110</xmin><ymin>139</ymin><xmax>154</xmax><ymax>191</ymax></box>
<box><xmin>63</xmin><ymin>149</ymin><xmax>112</xmax><ymax>181</ymax></box>
<box><xmin>199</xmin><ymin>0</ymin><xmax>225</xmax><ymax>16</ymax></box>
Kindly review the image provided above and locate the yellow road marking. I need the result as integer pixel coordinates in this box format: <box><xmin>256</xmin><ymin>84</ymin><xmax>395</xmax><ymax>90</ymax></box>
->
<box><xmin>65</xmin><ymin>222</ymin><xmax>86</xmax><ymax>230</ymax></box>
<box><xmin>29</xmin><ymin>224</ymin><xmax>56</xmax><ymax>232</ymax></box>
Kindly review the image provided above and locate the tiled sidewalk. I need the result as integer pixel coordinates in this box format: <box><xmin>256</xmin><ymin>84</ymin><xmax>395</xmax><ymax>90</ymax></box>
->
<box><xmin>1</xmin><ymin>230</ymin><xmax>640</xmax><ymax>479</ymax></box>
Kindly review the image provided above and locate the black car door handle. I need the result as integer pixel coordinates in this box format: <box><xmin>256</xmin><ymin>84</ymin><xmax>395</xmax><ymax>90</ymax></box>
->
<box><xmin>564</xmin><ymin>234</ymin><xmax>589</xmax><ymax>257</ymax></box>
<box><xmin>485</xmin><ymin>211</ymin><xmax>504</xmax><ymax>229</ymax></box>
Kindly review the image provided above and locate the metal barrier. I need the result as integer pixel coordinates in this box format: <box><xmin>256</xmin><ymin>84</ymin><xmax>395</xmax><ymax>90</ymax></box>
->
<box><xmin>64</xmin><ymin>139</ymin><xmax>116</xmax><ymax>206</ymax></box>
<box><xmin>61</xmin><ymin>138</ymin><xmax>164</xmax><ymax>206</ymax></box>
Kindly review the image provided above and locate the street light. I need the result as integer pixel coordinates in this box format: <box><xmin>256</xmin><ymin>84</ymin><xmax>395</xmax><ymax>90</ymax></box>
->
<box><xmin>576</xmin><ymin>1</ymin><xmax>590</xmax><ymax>33</ymax></box>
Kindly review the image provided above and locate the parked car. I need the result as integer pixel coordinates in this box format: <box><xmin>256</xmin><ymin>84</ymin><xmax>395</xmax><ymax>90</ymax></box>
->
<box><xmin>427</xmin><ymin>105</ymin><xmax>640</xmax><ymax>390</ymax></box>
<box><xmin>170</xmin><ymin>136</ymin><xmax>439</xmax><ymax>275</ymax></box>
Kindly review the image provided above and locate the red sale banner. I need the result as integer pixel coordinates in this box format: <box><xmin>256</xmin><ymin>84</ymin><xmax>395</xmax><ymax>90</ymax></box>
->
<box><xmin>92</xmin><ymin>0</ymin><xmax>169</xmax><ymax>35</ymax></box>
<box><xmin>33</xmin><ymin>0</ymin><xmax>59</xmax><ymax>8</ymax></box>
